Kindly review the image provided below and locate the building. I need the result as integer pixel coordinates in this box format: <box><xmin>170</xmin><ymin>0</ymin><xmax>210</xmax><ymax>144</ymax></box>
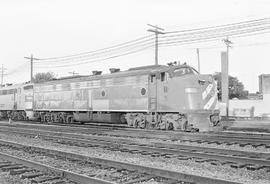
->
<box><xmin>259</xmin><ymin>74</ymin><xmax>270</xmax><ymax>94</ymax></box>
<box><xmin>224</xmin><ymin>74</ymin><xmax>270</xmax><ymax>117</ymax></box>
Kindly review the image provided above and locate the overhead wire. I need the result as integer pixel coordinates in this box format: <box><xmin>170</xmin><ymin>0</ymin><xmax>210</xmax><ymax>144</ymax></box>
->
<box><xmin>34</xmin><ymin>41</ymin><xmax>153</xmax><ymax>65</ymax></box>
<box><xmin>32</xmin><ymin>17</ymin><xmax>270</xmax><ymax>69</ymax></box>
<box><xmin>36</xmin><ymin>24</ymin><xmax>270</xmax><ymax>67</ymax></box>
<box><xmin>5</xmin><ymin>62</ymin><xmax>29</xmax><ymax>76</ymax></box>
<box><xmin>159</xmin><ymin>25</ymin><xmax>270</xmax><ymax>46</ymax></box>
<box><xmin>34</xmin><ymin>44</ymin><xmax>154</xmax><ymax>68</ymax></box>
<box><xmin>165</xmin><ymin>17</ymin><xmax>270</xmax><ymax>34</ymax></box>
<box><xmin>163</xmin><ymin>30</ymin><xmax>270</xmax><ymax>50</ymax></box>
<box><xmin>159</xmin><ymin>21</ymin><xmax>270</xmax><ymax>43</ymax></box>
<box><xmin>37</xmin><ymin>35</ymin><xmax>154</xmax><ymax>61</ymax></box>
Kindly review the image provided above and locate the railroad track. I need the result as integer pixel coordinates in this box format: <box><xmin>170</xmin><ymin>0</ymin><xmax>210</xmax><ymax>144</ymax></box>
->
<box><xmin>0</xmin><ymin>140</ymin><xmax>239</xmax><ymax>184</ymax></box>
<box><xmin>1</xmin><ymin>127</ymin><xmax>270</xmax><ymax>172</ymax></box>
<box><xmin>0</xmin><ymin>151</ymin><xmax>113</xmax><ymax>184</ymax></box>
<box><xmin>0</xmin><ymin>121</ymin><xmax>270</xmax><ymax>148</ymax></box>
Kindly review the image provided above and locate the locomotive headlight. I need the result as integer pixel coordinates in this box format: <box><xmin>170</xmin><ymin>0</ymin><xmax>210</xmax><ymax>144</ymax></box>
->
<box><xmin>185</xmin><ymin>88</ymin><xmax>198</xmax><ymax>93</ymax></box>
<box><xmin>198</xmin><ymin>79</ymin><xmax>206</xmax><ymax>85</ymax></box>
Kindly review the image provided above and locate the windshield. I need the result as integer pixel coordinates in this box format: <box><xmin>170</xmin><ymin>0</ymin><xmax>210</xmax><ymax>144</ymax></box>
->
<box><xmin>173</xmin><ymin>67</ymin><xmax>198</xmax><ymax>76</ymax></box>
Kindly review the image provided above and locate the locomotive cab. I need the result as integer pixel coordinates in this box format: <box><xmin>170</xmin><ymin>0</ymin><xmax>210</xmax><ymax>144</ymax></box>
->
<box><xmin>156</xmin><ymin>65</ymin><xmax>220</xmax><ymax>131</ymax></box>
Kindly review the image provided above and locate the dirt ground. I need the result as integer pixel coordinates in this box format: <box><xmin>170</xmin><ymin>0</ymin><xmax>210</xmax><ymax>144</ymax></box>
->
<box><xmin>225</xmin><ymin>120</ymin><xmax>270</xmax><ymax>133</ymax></box>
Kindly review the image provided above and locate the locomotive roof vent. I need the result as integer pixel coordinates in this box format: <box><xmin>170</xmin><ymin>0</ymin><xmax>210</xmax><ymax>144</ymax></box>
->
<box><xmin>92</xmin><ymin>70</ymin><xmax>102</xmax><ymax>75</ymax></box>
<box><xmin>109</xmin><ymin>68</ymin><xmax>120</xmax><ymax>73</ymax></box>
<box><xmin>128</xmin><ymin>65</ymin><xmax>162</xmax><ymax>71</ymax></box>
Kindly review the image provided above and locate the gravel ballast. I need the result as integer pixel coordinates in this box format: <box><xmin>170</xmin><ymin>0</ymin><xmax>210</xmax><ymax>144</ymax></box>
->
<box><xmin>0</xmin><ymin>132</ymin><xmax>269</xmax><ymax>184</ymax></box>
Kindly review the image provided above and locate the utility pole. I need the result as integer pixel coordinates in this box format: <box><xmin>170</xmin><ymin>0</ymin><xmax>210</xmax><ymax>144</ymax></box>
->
<box><xmin>147</xmin><ymin>24</ymin><xmax>165</xmax><ymax>65</ymax></box>
<box><xmin>222</xmin><ymin>37</ymin><xmax>233</xmax><ymax>118</ymax></box>
<box><xmin>68</xmin><ymin>71</ymin><xmax>79</xmax><ymax>76</ymax></box>
<box><xmin>0</xmin><ymin>64</ymin><xmax>7</xmax><ymax>87</ymax></box>
<box><xmin>196</xmin><ymin>48</ymin><xmax>200</xmax><ymax>73</ymax></box>
<box><xmin>24</xmin><ymin>54</ymin><xmax>40</xmax><ymax>83</ymax></box>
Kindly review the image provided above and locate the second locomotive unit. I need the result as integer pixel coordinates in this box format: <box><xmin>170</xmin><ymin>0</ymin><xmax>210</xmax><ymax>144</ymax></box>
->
<box><xmin>0</xmin><ymin>64</ymin><xmax>220</xmax><ymax>132</ymax></box>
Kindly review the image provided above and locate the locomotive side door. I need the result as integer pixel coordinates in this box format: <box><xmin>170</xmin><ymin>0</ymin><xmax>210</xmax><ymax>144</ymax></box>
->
<box><xmin>88</xmin><ymin>90</ymin><xmax>92</xmax><ymax>110</ymax></box>
<box><xmin>149</xmin><ymin>74</ymin><xmax>157</xmax><ymax>112</ymax></box>
<box><xmin>13</xmin><ymin>89</ymin><xmax>17</xmax><ymax>110</ymax></box>
<box><xmin>88</xmin><ymin>89</ymin><xmax>93</xmax><ymax>120</ymax></box>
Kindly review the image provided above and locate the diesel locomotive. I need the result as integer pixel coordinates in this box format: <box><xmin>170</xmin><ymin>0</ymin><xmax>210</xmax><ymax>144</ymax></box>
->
<box><xmin>0</xmin><ymin>64</ymin><xmax>220</xmax><ymax>132</ymax></box>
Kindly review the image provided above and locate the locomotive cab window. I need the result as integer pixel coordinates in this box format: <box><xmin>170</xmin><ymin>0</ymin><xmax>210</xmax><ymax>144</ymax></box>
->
<box><xmin>161</xmin><ymin>72</ymin><xmax>166</xmax><ymax>82</ymax></box>
<box><xmin>173</xmin><ymin>67</ymin><xmax>197</xmax><ymax>76</ymax></box>
<box><xmin>150</xmin><ymin>74</ymin><xmax>156</xmax><ymax>83</ymax></box>
<box><xmin>24</xmin><ymin>85</ymin><xmax>33</xmax><ymax>90</ymax></box>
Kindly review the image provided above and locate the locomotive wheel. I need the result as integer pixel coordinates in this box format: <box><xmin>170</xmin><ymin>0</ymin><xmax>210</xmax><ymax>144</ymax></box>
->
<box><xmin>133</xmin><ymin>119</ymin><xmax>139</xmax><ymax>128</ymax></box>
<box><xmin>119</xmin><ymin>114</ymin><xmax>127</xmax><ymax>124</ymax></box>
<box><xmin>66</xmin><ymin>116</ymin><xmax>74</xmax><ymax>124</ymax></box>
<box><xmin>167</xmin><ymin>122</ymin><xmax>174</xmax><ymax>130</ymax></box>
<box><xmin>138</xmin><ymin>120</ymin><xmax>146</xmax><ymax>129</ymax></box>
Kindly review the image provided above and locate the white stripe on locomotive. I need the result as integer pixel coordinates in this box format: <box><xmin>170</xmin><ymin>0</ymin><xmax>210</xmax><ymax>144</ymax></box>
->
<box><xmin>202</xmin><ymin>83</ymin><xmax>213</xmax><ymax>100</ymax></box>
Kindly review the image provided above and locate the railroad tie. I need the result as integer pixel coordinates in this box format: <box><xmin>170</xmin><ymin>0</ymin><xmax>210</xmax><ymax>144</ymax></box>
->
<box><xmin>31</xmin><ymin>175</ymin><xmax>61</xmax><ymax>183</ymax></box>
<box><xmin>177</xmin><ymin>156</ymin><xmax>189</xmax><ymax>160</ymax></box>
<box><xmin>0</xmin><ymin>161</ymin><xmax>11</xmax><ymax>165</ymax></box>
<box><xmin>9</xmin><ymin>168</ymin><xmax>34</xmax><ymax>175</ymax></box>
<box><xmin>0</xmin><ymin>163</ymin><xmax>13</xmax><ymax>168</ymax></box>
<box><xmin>48</xmin><ymin>179</ymin><xmax>66</xmax><ymax>184</ymax></box>
<box><xmin>254</xmin><ymin>144</ymin><xmax>267</xmax><ymax>148</ymax></box>
<box><xmin>244</xmin><ymin>164</ymin><xmax>264</xmax><ymax>171</ymax></box>
<box><xmin>1</xmin><ymin>165</ymin><xmax>26</xmax><ymax>172</ymax></box>
<box><xmin>0</xmin><ymin>163</ymin><xmax>21</xmax><ymax>169</ymax></box>
<box><xmin>265</xmin><ymin>145</ymin><xmax>270</xmax><ymax>148</ymax></box>
<box><xmin>124</xmin><ymin>175</ymin><xmax>155</xmax><ymax>184</ymax></box>
<box><xmin>21</xmin><ymin>172</ymin><xmax>45</xmax><ymax>179</ymax></box>
<box><xmin>221</xmin><ymin>161</ymin><xmax>237</xmax><ymax>166</ymax></box>
<box><xmin>239</xmin><ymin>143</ymin><xmax>251</xmax><ymax>147</ymax></box>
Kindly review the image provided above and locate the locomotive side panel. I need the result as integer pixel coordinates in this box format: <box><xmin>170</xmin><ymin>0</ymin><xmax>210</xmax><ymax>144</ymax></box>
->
<box><xmin>156</xmin><ymin>72</ymin><xmax>202</xmax><ymax>112</ymax></box>
<box><xmin>0</xmin><ymin>94</ymin><xmax>14</xmax><ymax>110</ymax></box>
<box><xmin>92</xmin><ymin>75</ymin><xmax>148</xmax><ymax>111</ymax></box>
<box><xmin>34</xmin><ymin>87</ymin><xmax>88</xmax><ymax>111</ymax></box>
<box><xmin>33</xmin><ymin>74</ymin><xmax>149</xmax><ymax>112</ymax></box>
<box><xmin>0</xmin><ymin>84</ymin><xmax>33</xmax><ymax>120</ymax></box>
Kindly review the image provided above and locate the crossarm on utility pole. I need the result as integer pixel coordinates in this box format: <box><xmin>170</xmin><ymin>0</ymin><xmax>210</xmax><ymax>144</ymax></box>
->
<box><xmin>147</xmin><ymin>24</ymin><xmax>165</xmax><ymax>65</ymax></box>
<box><xmin>24</xmin><ymin>54</ymin><xmax>40</xmax><ymax>83</ymax></box>
<box><xmin>0</xmin><ymin>64</ymin><xmax>7</xmax><ymax>87</ymax></box>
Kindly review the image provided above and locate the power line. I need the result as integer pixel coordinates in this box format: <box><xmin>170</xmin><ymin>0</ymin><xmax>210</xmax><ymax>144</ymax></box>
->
<box><xmin>35</xmin><ymin>24</ymin><xmax>270</xmax><ymax>67</ymax></box>
<box><xmin>165</xmin><ymin>30</ymin><xmax>270</xmax><ymax>50</ymax></box>
<box><xmin>159</xmin><ymin>22</ymin><xmax>270</xmax><ymax>43</ymax></box>
<box><xmin>163</xmin><ymin>20</ymin><xmax>270</xmax><ymax>40</ymax></box>
<box><xmin>35</xmin><ymin>26</ymin><xmax>270</xmax><ymax>68</ymax></box>
<box><xmin>38</xmin><ymin>35</ymin><xmax>154</xmax><ymax>61</ymax></box>
<box><xmin>34</xmin><ymin>41</ymin><xmax>154</xmax><ymax>67</ymax></box>
<box><xmin>34</xmin><ymin>44</ymin><xmax>154</xmax><ymax>68</ymax></box>
<box><xmin>34</xmin><ymin>40</ymin><xmax>154</xmax><ymax>65</ymax></box>
<box><xmin>165</xmin><ymin>17</ymin><xmax>270</xmax><ymax>34</ymax></box>
<box><xmin>159</xmin><ymin>25</ymin><xmax>270</xmax><ymax>46</ymax></box>
<box><xmin>25</xmin><ymin>17</ymin><xmax>270</xmax><ymax>70</ymax></box>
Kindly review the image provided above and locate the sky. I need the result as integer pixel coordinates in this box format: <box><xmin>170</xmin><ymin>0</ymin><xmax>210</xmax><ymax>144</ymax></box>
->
<box><xmin>0</xmin><ymin>0</ymin><xmax>270</xmax><ymax>92</ymax></box>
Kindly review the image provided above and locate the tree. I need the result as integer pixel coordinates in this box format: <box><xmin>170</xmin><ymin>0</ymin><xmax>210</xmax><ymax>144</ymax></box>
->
<box><xmin>213</xmin><ymin>72</ymin><xmax>248</xmax><ymax>100</ymax></box>
<box><xmin>33</xmin><ymin>72</ymin><xmax>56</xmax><ymax>83</ymax></box>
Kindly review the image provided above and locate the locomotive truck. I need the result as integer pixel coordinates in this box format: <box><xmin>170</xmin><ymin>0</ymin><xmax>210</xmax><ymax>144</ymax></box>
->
<box><xmin>0</xmin><ymin>64</ymin><xmax>220</xmax><ymax>132</ymax></box>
